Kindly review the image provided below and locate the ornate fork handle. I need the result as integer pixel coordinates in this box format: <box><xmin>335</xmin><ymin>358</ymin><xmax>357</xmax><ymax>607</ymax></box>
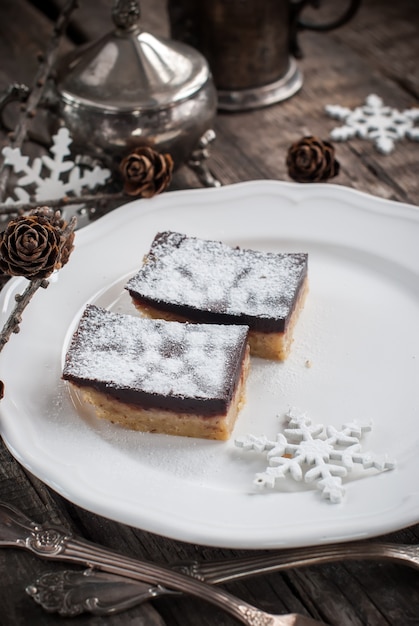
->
<box><xmin>0</xmin><ymin>503</ymin><xmax>324</xmax><ymax>625</ymax></box>
<box><xmin>2</xmin><ymin>503</ymin><xmax>417</xmax><ymax>623</ymax></box>
<box><xmin>18</xmin><ymin>530</ymin><xmax>261</xmax><ymax>623</ymax></box>
<box><xmin>26</xmin><ymin>537</ymin><xmax>419</xmax><ymax>616</ymax></box>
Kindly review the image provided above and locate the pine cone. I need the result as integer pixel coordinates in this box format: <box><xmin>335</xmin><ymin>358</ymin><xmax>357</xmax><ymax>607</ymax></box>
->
<box><xmin>0</xmin><ymin>207</ymin><xmax>74</xmax><ymax>280</ymax></box>
<box><xmin>120</xmin><ymin>146</ymin><xmax>174</xmax><ymax>198</ymax></box>
<box><xmin>286</xmin><ymin>136</ymin><xmax>340</xmax><ymax>183</ymax></box>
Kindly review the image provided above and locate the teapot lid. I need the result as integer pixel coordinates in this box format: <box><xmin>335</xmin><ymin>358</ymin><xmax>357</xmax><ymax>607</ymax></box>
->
<box><xmin>55</xmin><ymin>0</ymin><xmax>211</xmax><ymax>112</ymax></box>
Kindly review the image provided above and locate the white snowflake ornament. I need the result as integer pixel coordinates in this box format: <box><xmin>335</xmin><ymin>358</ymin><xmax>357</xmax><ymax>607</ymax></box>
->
<box><xmin>325</xmin><ymin>94</ymin><xmax>419</xmax><ymax>154</ymax></box>
<box><xmin>235</xmin><ymin>408</ymin><xmax>395</xmax><ymax>503</ymax></box>
<box><xmin>2</xmin><ymin>127</ymin><xmax>111</xmax><ymax>205</ymax></box>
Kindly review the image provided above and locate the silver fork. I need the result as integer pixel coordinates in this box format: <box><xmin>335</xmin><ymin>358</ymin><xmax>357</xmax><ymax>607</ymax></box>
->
<box><xmin>26</xmin><ymin>534</ymin><xmax>419</xmax><ymax>617</ymax></box>
<box><xmin>0</xmin><ymin>502</ymin><xmax>325</xmax><ymax>626</ymax></box>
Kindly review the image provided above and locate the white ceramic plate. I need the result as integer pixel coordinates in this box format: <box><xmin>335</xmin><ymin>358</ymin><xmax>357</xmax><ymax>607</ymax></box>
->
<box><xmin>1</xmin><ymin>180</ymin><xmax>419</xmax><ymax>549</ymax></box>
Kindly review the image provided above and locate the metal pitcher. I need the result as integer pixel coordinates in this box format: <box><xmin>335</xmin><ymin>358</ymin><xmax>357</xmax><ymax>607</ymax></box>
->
<box><xmin>168</xmin><ymin>0</ymin><xmax>361</xmax><ymax>110</ymax></box>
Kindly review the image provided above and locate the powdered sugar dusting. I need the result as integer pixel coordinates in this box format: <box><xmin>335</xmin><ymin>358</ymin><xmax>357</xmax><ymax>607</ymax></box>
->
<box><xmin>63</xmin><ymin>305</ymin><xmax>248</xmax><ymax>400</ymax></box>
<box><xmin>126</xmin><ymin>232</ymin><xmax>307</xmax><ymax>322</ymax></box>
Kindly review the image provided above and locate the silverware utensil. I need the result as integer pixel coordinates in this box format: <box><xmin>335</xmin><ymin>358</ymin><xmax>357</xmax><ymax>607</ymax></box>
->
<box><xmin>0</xmin><ymin>502</ymin><xmax>325</xmax><ymax>626</ymax></box>
<box><xmin>26</xmin><ymin>533</ymin><xmax>419</xmax><ymax>617</ymax></box>
<box><xmin>27</xmin><ymin>569</ymin><xmax>178</xmax><ymax>617</ymax></box>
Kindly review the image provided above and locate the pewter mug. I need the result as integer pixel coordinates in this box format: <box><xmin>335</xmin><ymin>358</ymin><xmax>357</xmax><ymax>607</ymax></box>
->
<box><xmin>168</xmin><ymin>0</ymin><xmax>361</xmax><ymax>110</ymax></box>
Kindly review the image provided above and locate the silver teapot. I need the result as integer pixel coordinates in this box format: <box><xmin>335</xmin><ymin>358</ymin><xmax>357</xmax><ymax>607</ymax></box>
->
<box><xmin>0</xmin><ymin>0</ymin><xmax>219</xmax><ymax>187</ymax></box>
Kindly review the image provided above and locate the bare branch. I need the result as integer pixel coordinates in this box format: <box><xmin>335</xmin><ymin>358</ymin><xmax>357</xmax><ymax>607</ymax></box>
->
<box><xmin>0</xmin><ymin>0</ymin><xmax>80</xmax><ymax>202</ymax></box>
<box><xmin>0</xmin><ymin>191</ymin><xmax>125</xmax><ymax>218</ymax></box>
<box><xmin>0</xmin><ymin>278</ymin><xmax>48</xmax><ymax>351</ymax></box>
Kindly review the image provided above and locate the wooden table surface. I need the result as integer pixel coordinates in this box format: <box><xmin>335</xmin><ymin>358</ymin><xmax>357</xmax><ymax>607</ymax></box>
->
<box><xmin>0</xmin><ymin>1</ymin><xmax>418</xmax><ymax>625</ymax></box>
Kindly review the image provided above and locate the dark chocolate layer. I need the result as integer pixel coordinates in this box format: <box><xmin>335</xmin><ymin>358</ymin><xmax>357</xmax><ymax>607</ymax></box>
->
<box><xmin>63</xmin><ymin>305</ymin><xmax>249</xmax><ymax>416</ymax></box>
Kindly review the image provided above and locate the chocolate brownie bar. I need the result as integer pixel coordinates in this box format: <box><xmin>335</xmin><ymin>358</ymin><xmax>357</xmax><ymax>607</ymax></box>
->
<box><xmin>126</xmin><ymin>231</ymin><xmax>308</xmax><ymax>360</ymax></box>
<box><xmin>62</xmin><ymin>305</ymin><xmax>250</xmax><ymax>440</ymax></box>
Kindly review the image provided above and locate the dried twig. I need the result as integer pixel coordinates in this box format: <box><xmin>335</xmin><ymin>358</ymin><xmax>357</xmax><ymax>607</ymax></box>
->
<box><xmin>0</xmin><ymin>3</ymin><xmax>83</xmax><ymax>398</ymax></box>
<box><xmin>0</xmin><ymin>0</ymin><xmax>80</xmax><ymax>202</ymax></box>
<box><xmin>0</xmin><ymin>190</ymin><xmax>126</xmax><ymax>218</ymax></box>
<box><xmin>0</xmin><ymin>278</ymin><xmax>48</xmax><ymax>351</ymax></box>
<box><xmin>0</xmin><ymin>205</ymin><xmax>27</xmax><ymax>217</ymax></box>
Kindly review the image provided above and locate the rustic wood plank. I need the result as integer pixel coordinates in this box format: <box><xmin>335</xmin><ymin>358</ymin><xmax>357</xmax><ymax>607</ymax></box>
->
<box><xmin>0</xmin><ymin>444</ymin><xmax>167</xmax><ymax>625</ymax></box>
<box><xmin>206</xmin><ymin>14</ymin><xmax>419</xmax><ymax>203</ymax></box>
<box><xmin>0</xmin><ymin>1</ymin><xmax>418</xmax><ymax>625</ymax></box>
<box><xmin>323</xmin><ymin>0</ymin><xmax>419</xmax><ymax>100</ymax></box>
<box><xmin>6</xmin><ymin>0</ymin><xmax>418</xmax><ymax>202</ymax></box>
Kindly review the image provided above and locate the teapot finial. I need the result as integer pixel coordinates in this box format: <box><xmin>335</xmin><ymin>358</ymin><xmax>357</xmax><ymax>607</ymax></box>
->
<box><xmin>112</xmin><ymin>0</ymin><xmax>141</xmax><ymax>31</ymax></box>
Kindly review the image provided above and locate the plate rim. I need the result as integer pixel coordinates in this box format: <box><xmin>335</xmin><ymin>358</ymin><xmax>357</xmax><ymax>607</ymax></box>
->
<box><xmin>1</xmin><ymin>180</ymin><xmax>418</xmax><ymax>548</ymax></box>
